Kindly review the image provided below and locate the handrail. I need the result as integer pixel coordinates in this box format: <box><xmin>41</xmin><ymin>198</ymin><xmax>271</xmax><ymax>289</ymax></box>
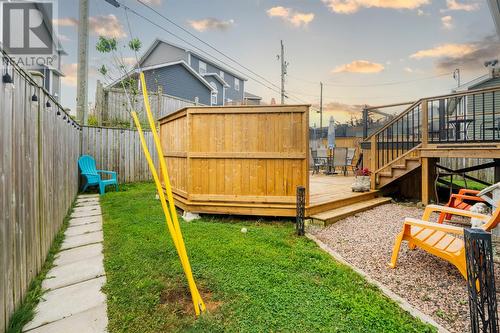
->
<box><xmin>374</xmin><ymin>144</ymin><xmax>422</xmax><ymax>174</ymax></box>
<box><xmin>363</xmin><ymin>84</ymin><xmax>500</xmax><ymax>142</ymax></box>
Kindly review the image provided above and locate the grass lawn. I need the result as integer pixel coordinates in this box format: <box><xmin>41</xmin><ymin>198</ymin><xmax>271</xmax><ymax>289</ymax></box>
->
<box><xmin>100</xmin><ymin>182</ymin><xmax>435</xmax><ymax>333</ymax></box>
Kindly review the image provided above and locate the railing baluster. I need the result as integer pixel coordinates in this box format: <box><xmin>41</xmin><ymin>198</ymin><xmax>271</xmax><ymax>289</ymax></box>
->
<box><xmin>472</xmin><ymin>94</ymin><xmax>476</xmax><ymax>141</ymax></box>
<box><xmin>482</xmin><ymin>93</ymin><xmax>485</xmax><ymax>141</ymax></box>
<box><xmin>493</xmin><ymin>92</ymin><xmax>496</xmax><ymax>140</ymax></box>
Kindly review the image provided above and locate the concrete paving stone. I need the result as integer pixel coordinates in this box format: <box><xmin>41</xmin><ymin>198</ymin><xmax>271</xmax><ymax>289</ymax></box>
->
<box><xmin>43</xmin><ymin>255</ymin><xmax>105</xmax><ymax>290</ymax></box>
<box><xmin>69</xmin><ymin>215</ymin><xmax>102</xmax><ymax>227</ymax></box>
<box><xmin>74</xmin><ymin>203</ymin><xmax>101</xmax><ymax>211</ymax></box>
<box><xmin>75</xmin><ymin>198</ymin><xmax>100</xmax><ymax>204</ymax></box>
<box><xmin>65</xmin><ymin>222</ymin><xmax>102</xmax><ymax>237</ymax></box>
<box><xmin>71</xmin><ymin>208</ymin><xmax>102</xmax><ymax>219</ymax></box>
<box><xmin>61</xmin><ymin>231</ymin><xmax>103</xmax><ymax>250</ymax></box>
<box><xmin>78</xmin><ymin>194</ymin><xmax>100</xmax><ymax>199</ymax></box>
<box><xmin>54</xmin><ymin>243</ymin><xmax>103</xmax><ymax>266</ymax></box>
<box><xmin>24</xmin><ymin>304</ymin><xmax>108</xmax><ymax>333</ymax></box>
<box><xmin>23</xmin><ymin>277</ymin><xmax>107</xmax><ymax>331</ymax></box>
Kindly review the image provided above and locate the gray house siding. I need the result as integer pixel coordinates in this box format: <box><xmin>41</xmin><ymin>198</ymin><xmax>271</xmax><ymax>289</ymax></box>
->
<box><xmin>142</xmin><ymin>43</ymin><xmax>188</xmax><ymax>68</ymax></box>
<box><xmin>191</xmin><ymin>55</ymin><xmax>245</xmax><ymax>103</ymax></box>
<box><xmin>471</xmin><ymin>77</ymin><xmax>500</xmax><ymax>90</ymax></box>
<box><xmin>143</xmin><ymin>64</ymin><xmax>211</xmax><ymax>105</ymax></box>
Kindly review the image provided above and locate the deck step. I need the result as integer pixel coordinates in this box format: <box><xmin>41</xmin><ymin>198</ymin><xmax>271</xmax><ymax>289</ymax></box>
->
<box><xmin>392</xmin><ymin>164</ymin><xmax>407</xmax><ymax>169</ymax></box>
<box><xmin>311</xmin><ymin>197</ymin><xmax>392</xmax><ymax>226</ymax></box>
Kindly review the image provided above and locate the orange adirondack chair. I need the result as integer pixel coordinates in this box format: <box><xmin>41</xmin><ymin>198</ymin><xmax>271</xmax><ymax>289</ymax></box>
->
<box><xmin>438</xmin><ymin>188</ymin><xmax>485</xmax><ymax>223</ymax></box>
<box><xmin>389</xmin><ymin>204</ymin><xmax>500</xmax><ymax>279</ymax></box>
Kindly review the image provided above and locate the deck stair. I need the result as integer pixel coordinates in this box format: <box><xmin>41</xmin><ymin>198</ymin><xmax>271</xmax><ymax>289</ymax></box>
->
<box><xmin>375</xmin><ymin>145</ymin><xmax>422</xmax><ymax>188</ymax></box>
<box><xmin>310</xmin><ymin>196</ymin><xmax>392</xmax><ymax>226</ymax></box>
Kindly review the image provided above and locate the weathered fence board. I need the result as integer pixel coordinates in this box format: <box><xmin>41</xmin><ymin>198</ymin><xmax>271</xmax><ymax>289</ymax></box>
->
<box><xmin>94</xmin><ymin>82</ymin><xmax>200</xmax><ymax>128</ymax></box>
<box><xmin>81</xmin><ymin>126</ymin><xmax>157</xmax><ymax>184</ymax></box>
<box><xmin>0</xmin><ymin>53</ymin><xmax>80</xmax><ymax>332</ymax></box>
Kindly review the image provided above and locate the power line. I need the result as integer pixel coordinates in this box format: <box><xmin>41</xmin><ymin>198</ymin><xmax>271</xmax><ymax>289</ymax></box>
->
<box><xmin>103</xmin><ymin>0</ymin><xmax>319</xmax><ymax>105</ymax></box>
<box><xmin>288</xmin><ymin>72</ymin><xmax>453</xmax><ymax>88</ymax></box>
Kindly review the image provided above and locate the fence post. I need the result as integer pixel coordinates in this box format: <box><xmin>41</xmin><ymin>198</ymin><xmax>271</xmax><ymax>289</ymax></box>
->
<box><xmin>95</xmin><ymin>80</ymin><xmax>103</xmax><ymax>126</ymax></box>
<box><xmin>296</xmin><ymin>186</ymin><xmax>305</xmax><ymax>236</ymax></box>
<box><xmin>464</xmin><ymin>228</ymin><xmax>499</xmax><ymax>333</ymax></box>
<box><xmin>370</xmin><ymin>135</ymin><xmax>377</xmax><ymax>190</ymax></box>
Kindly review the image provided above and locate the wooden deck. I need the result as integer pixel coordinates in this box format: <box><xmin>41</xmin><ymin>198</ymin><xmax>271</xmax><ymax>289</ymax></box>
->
<box><xmin>307</xmin><ymin>174</ymin><xmax>381</xmax><ymax>216</ymax></box>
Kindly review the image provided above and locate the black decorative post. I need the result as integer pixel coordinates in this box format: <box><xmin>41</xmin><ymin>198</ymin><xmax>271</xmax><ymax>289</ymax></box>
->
<box><xmin>464</xmin><ymin>228</ymin><xmax>499</xmax><ymax>333</ymax></box>
<box><xmin>296</xmin><ymin>186</ymin><xmax>305</xmax><ymax>236</ymax></box>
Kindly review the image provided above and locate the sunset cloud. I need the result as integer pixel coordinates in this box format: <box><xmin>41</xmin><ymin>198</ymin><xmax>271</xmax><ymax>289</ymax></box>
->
<box><xmin>442</xmin><ymin>0</ymin><xmax>479</xmax><ymax>11</ymax></box>
<box><xmin>53</xmin><ymin>15</ymin><xmax>126</xmax><ymax>38</ymax></box>
<box><xmin>410</xmin><ymin>43</ymin><xmax>476</xmax><ymax>59</ymax></box>
<box><xmin>267</xmin><ymin>6</ymin><xmax>315</xmax><ymax>27</ymax></box>
<box><xmin>332</xmin><ymin>60</ymin><xmax>384</xmax><ymax>73</ymax></box>
<box><xmin>53</xmin><ymin>17</ymin><xmax>78</xmax><ymax>27</ymax></box>
<box><xmin>441</xmin><ymin>15</ymin><xmax>454</xmax><ymax>29</ymax></box>
<box><xmin>321</xmin><ymin>0</ymin><xmax>429</xmax><ymax>14</ymax></box>
<box><xmin>188</xmin><ymin>18</ymin><xmax>235</xmax><ymax>32</ymax></box>
<box><xmin>61</xmin><ymin>63</ymin><xmax>78</xmax><ymax>86</ymax></box>
<box><xmin>434</xmin><ymin>36</ymin><xmax>500</xmax><ymax>71</ymax></box>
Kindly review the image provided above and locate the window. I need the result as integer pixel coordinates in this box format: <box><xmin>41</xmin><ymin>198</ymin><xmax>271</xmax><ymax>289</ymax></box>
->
<box><xmin>199</xmin><ymin>61</ymin><xmax>207</xmax><ymax>74</ymax></box>
<box><xmin>219</xmin><ymin>70</ymin><xmax>224</xmax><ymax>79</ymax></box>
<box><xmin>209</xmin><ymin>82</ymin><xmax>218</xmax><ymax>105</ymax></box>
<box><xmin>234</xmin><ymin>78</ymin><xmax>240</xmax><ymax>91</ymax></box>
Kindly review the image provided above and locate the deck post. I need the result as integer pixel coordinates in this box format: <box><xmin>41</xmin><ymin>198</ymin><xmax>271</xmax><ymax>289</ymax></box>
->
<box><xmin>370</xmin><ymin>136</ymin><xmax>377</xmax><ymax>190</ymax></box>
<box><xmin>421</xmin><ymin>157</ymin><xmax>437</xmax><ymax>205</ymax></box>
<box><xmin>421</xmin><ymin>99</ymin><xmax>429</xmax><ymax>147</ymax></box>
<box><xmin>495</xmin><ymin>159</ymin><xmax>500</xmax><ymax>183</ymax></box>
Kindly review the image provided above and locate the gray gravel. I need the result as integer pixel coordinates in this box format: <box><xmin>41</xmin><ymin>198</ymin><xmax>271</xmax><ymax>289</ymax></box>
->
<box><xmin>309</xmin><ymin>203</ymin><xmax>500</xmax><ymax>333</ymax></box>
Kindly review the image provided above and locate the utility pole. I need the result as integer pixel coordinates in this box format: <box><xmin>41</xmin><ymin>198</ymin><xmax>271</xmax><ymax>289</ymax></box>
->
<box><xmin>278</xmin><ymin>40</ymin><xmax>288</xmax><ymax>105</ymax></box>
<box><xmin>319</xmin><ymin>82</ymin><xmax>323</xmax><ymax>130</ymax></box>
<box><xmin>76</xmin><ymin>0</ymin><xmax>89</xmax><ymax>124</ymax></box>
<box><xmin>453</xmin><ymin>68</ymin><xmax>460</xmax><ymax>88</ymax></box>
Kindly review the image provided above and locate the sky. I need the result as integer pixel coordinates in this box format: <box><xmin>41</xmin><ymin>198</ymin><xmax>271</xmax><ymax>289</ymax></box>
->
<box><xmin>54</xmin><ymin>0</ymin><xmax>498</xmax><ymax>124</ymax></box>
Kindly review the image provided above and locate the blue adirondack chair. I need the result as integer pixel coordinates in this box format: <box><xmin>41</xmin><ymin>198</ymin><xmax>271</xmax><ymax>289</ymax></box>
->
<box><xmin>78</xmin><ymin>155</ymin><xmax>118</xmax><ymax>195</ymax></box>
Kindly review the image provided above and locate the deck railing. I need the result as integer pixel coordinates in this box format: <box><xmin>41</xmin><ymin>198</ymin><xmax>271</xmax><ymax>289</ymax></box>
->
<box><xmin>365</xmin><ymin>85</ymin><xmax>500</xmax><ymax>172</ymax></box>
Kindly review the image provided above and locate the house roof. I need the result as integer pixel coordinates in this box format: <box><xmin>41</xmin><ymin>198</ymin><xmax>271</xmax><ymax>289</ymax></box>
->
<box><xmin>139</xmin><ymin>39</ymin><xmax>247</xmax><ymax>81</ymax></box>
<box><xmin>244</xmin><ymin>92</ymin><xmax>262</xmax><ymax>100</ymax></box>
<box><xmin>109</xmin><ymin>60</ymin><xmax>215</xmax><ymax>92</ymax></box>
<box><xmin>454</xmin><ymin>69</ymin><xmax>499</xmax><ymax>92</ymax></box>
<box><xmin>203</xmin><ymin>73</ymin><xmax>230</xmax><ymax>88</ymax></box>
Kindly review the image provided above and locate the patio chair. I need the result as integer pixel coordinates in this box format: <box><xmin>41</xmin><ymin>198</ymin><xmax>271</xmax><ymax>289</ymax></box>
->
<box><xmin>437</xmin><ymin>188</ymin><xmax>485</xmax><ymax>223</ymax></box>
<box><xmin>388</xmin><ymin>203</ymin><xmax>500</xmax><ymax>279</ymax></box>
<box><xmin>343</xmin><ymin>148</ymin><xmax>357</xmax><ymax>176</ymax></box>
<box><xmin>311</xmin><ymin>150</ymin><xmax>324</xmax><ymax>175</ymax></box>
<box><xmin>78</xmin><ymin>155</ymin><xmax>118</xmax><ymax>195</ymax></box>
<box><xmin>333</xmin><ymin>147</ymin><xmax>348</xmax><ymax>176</ymax></box>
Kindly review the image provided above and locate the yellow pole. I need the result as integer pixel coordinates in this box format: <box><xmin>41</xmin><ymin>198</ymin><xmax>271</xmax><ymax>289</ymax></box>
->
<box><xmin>138</xmin><ymin>73</ymin><xmax>205</xmax><ymax>313</ymax></box>
<box><xmin>131</xmin><ymin>111</ymin><xmax>204</xmax><ymax>315</ymax></box>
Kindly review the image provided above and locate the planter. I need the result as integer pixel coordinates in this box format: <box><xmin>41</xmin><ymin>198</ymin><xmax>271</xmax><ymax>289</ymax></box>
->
<box><xmin>352</xmin><ymin>176</ymin><xmax>371</xmax><ymax>192</ymax></box>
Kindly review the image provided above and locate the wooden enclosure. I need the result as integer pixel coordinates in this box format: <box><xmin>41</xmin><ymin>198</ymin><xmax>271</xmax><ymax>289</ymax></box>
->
<box><xmin>159</xmin><ymin>105</ymin><xmax>310</xmax><ymax>216</ymax></box>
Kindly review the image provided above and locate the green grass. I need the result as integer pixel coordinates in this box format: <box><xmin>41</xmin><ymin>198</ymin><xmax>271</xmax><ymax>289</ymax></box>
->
<box><xmin>7</xmin><ymin>202</ymin><xmax>75</xmax><ymax>333</ymax></box>
<box><xmin>438</xmin><ymin>176</ymin><xmax>488</xmax><ymax>191</ymax></box>
<box><xmin>101</xmin><ymin>182</ymin><xmax>436</xmax><ymax>333</ymax></box>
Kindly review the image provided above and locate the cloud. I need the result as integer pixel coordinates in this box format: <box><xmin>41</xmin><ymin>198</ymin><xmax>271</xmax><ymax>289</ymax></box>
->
<box><xmin>188</xmin><ymin>18</ymin><xmax>235</xmax><ymax>32</ymax></box>
<box><xmin>61</xmin><ymin>63</ymin><xmax>78</xmax><ymax>86</ymax></box>
<box><xmin>332</xmin><ymin>60</ymin><xmax>384</xmax><ymax>73</ymax></box>
<box><xmin>267</xmin><ymin>6</ymin><xmax>315</xmax><ymax>27</ymax></box>
<box><xmin>434</xmin><ymin>35</ymin><xmax>500</xmax><ymax>71</ymax></box>
<box><xmin>311</xmin><ymin>101</ymin><xmax>364</xmax><ymax>123</ymax></box>
<box><xmin>410</xmin><ymin>43</ymin><xmax>477</xmax><ymax>59</ymax></box>
<box><xmin>53</xmin><ymin>17</ymin><xmax>78</xmax><ymax>27</ymax></box>
<box><xmin>53</xmin><ymin>15</ymin><xmax>126</xmax><ymax>38</ymax></box>
<box><xmin>441</xmin><ymin>15</ymin><xmax>454</xmax><ymax>29</ymax></box>
<box><xmin>404</xmin><ymin>67</ymin><xmax>414</xmax><ymax>73</ymax></box>
<box><xmin>442</xmin><ymin>0</ymin><xmax>479</xmax><ymax>11</ymax></box>
<box><xmin>89</xmin><ymin>15</ymin><xmax>127</xmax><ymax>38</ymax></box>
<box><xmin>321</xmin><ymin>0</ymin><xmax>429</xmax><ymax>14</ymax></box>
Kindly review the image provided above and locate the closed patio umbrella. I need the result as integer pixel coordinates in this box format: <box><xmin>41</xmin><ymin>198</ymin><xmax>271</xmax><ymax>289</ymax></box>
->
<box><xmin>328</xmin><ymin>116</ymin><xmax>335</xmax><ymax>149</ymax></box>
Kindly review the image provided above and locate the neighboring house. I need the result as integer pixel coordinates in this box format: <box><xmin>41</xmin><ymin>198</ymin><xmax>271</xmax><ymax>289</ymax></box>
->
<box><xmin>243</xmin><ymin>92</ymin><xmax>263</xmax><ymax>105</ymax></box>
<box><xmin>38</xmin><ymin>43</ymin><xmax>67</xmax><ymax>100</ymax></box>
<box><xmin>115</xmin><ymin>39</ymin><xmax>261</xmax><ymax>106</ymax></box>
<box><xmin>454</xmin><ymin>67</ymin><xmax>500</xmax><ymax>92</ymax></box>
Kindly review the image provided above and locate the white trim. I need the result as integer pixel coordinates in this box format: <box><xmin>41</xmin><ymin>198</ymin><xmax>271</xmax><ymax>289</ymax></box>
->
<box><xmin>186</xmin><ymin>51</ymin><xmax>247</xmax><ymax>81</ymax></box>
<box><xmin>222</xmin><ymin>87</ymin><xmax>226</xmax><ymax>106</ymax></box>
<box><xmin>203</xmin><ymin>73</ymin><xmax>230</xmax><ymax>87</ymax></box>
<box><xmin>188</xmin><ymin>52</ymin><xmax>191</xmax><ymax>66</ymax></box>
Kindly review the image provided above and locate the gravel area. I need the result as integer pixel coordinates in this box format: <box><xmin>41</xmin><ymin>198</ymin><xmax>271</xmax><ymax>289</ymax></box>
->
<box><xmin>309</xmin><ymin>203</ymin><xmax>500</xmax><ymax>333</ymax></box>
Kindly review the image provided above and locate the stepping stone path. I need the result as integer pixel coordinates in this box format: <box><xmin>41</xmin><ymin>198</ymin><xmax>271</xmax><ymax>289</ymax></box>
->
<box><xmin>23</xmin><ymin>194</ymin><xmax>108</xmax><ymax>333</ymax></box>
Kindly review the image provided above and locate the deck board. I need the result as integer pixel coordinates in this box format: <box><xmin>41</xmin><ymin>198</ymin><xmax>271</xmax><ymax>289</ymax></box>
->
<box><xmin>309</xmin><ymin>174</ymin><xmax>372</xmax><ymax>206</ymax></box>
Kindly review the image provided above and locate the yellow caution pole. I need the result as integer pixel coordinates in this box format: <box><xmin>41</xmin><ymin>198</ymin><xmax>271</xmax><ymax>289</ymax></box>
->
<box><xmin>137</xmin><ymin>73</ymin><xmax>205</xmax><ymax>314</ymax></box>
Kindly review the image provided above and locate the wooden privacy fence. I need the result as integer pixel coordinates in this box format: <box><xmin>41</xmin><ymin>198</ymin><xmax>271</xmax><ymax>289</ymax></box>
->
<box><xmin>159</xmin><ymin>105</ymin><xmax>310</xmax><ymax>217</ymax></box>
<box><xmin>81</xmin><ymin>126</ymin><xmax>158</xmax><ymax>183</ymax></box>
<box><xmin>94</xmin><ymin>81</ymin><xmax>201</xmax><ymax>128</ymax></box>
<box><xmin>0</xmin><ymin>54</ymin><xmax>80</xmax><ymax>332</ymax></box>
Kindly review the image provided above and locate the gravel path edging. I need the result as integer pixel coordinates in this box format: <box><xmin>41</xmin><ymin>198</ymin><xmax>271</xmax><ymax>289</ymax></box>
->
<box><xmin>306</xmin><ymin>233</ymin><xmax>450</xmax><ymax>333</ymax></box>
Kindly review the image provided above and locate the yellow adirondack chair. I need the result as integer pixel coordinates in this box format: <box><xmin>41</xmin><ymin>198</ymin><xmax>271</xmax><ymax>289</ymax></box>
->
<box><xmin>389</xmin><ymin>204</ymin><xmax>500</xmax><ymax>279</ymax></box>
